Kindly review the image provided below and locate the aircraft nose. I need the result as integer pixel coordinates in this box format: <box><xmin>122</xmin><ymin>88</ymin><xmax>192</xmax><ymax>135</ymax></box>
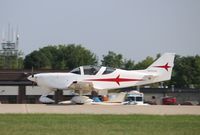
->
<box><xmin>27</xmin><ymin>75</ymin><xmax>36</xmax><ymax>82</ymax></box>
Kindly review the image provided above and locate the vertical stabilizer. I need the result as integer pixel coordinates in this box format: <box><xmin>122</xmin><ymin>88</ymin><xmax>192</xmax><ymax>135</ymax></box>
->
<box><xmin>146</xmin><ymin>53</ymin><xmax>175</xmax><ymax>82</ymax></box>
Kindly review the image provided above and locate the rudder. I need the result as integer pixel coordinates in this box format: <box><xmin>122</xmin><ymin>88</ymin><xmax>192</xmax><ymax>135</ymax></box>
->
<box><xmin>146</xmin><ymin>53</ymin><xmax>175</xmax><ymax>82</ymax></box>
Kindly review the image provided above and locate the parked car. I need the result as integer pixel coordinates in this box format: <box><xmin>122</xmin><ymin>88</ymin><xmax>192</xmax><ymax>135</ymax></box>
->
<box><xmin>162</xmin><ymin>97</ymin><xmax>177</xmax><ymax>105</ymax></box>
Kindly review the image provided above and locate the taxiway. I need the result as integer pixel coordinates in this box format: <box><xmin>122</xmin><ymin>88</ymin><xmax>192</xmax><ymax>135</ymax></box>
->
<box><xmin>0</xmin><ymin>104</ymin><xmax>200</xmax><ymax>115</ymax></box>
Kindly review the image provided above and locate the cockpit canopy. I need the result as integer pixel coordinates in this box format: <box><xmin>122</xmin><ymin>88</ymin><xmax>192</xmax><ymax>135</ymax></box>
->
<box><xmin>82</xmin><ymin>65</ymin><xmax>101</xmax><ymax>75</ymax></box>
<box><xmin>70</xmin><ymin>65</ymin><xmax>116</xmax><ymax>75</ymax></box>
<box><xmin>70</xmin><ymin>65</ymin><xmax>101</xmax><ymax>75</ymax></box>
<box><xmin>70</xmin><ymin>67</ymin><xmax>81</xmax><ymax>74</ymax></box>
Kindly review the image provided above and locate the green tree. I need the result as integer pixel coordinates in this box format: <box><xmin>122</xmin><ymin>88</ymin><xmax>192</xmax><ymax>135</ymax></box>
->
<box><xmin>101</xmin><ymin>51</ymin><xmax>124</xmax><ymax>68</ymax></box>
<box><xmin>134</xmin><ymin>56</ymin><xmax>154</xmax><ymax>70</ymax></box>
<box><xmin>170</xmin><ymin>55</ymin><xmax>200</xmax><ymax>88</ymax></box>
<box><xmin>65</xmin><ymin>45</ymin><xmax>98</xmax><ymax>69</ymax></box>
<box><xmin>24</xmin><ymin>50</ymin><xmax>50</xmax><ymax>69</ymax></box>
<box><xmin>24</xmin><ymin>44</ymin><xmax>97</xmax><ymax>70</ymax></box>
<box><xmin>0</xmin><ymin>55</ymin><xmax>24</xmax><ymax>69</ymax></box>
<box><xmin>124</xmin><ymin>59</ymin><xmax>135</xmax><ymax>70</ymax></box>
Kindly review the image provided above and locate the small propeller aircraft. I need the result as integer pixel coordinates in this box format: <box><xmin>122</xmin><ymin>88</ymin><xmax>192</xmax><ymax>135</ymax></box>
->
<box><xmin>28</xmin><ymin>53</ymin><xmax>175</xmax><ymax>103</ymax></box>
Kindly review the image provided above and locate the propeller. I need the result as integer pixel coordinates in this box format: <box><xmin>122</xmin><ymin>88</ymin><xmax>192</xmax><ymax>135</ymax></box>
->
<box><xmin>31</xmin><ymin>66</ymin><xmax>34</xmax><ymax>77</ymax></box>
<box><xmin>31</xmin><ymin>66</ymin><xmax>35</xmax><ymax>88</ymax></box>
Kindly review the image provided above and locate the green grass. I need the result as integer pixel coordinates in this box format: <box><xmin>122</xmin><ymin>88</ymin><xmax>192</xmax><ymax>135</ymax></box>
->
<box><xmin>0</xmin><ymin>114</ymin><xmax>200</xmax><ymax>135</ymax></box>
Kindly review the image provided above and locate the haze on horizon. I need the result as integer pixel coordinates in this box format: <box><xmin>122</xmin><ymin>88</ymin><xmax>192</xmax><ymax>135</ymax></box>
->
<box><xmin>0</xmin><ymin>0</ymin><xmax>200</xmax><ymax>61</ymax></box>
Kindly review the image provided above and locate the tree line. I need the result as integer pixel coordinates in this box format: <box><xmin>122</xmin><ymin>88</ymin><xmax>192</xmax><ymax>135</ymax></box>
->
<box><xmin>0</xmin><ymin>44</ymin><xmax>199</xmax><ymax>88</ymax></box>
<box><xmin>24</xmin><ymin>45</ymin><xmax>97</xmax><ymax>70</ymax></box>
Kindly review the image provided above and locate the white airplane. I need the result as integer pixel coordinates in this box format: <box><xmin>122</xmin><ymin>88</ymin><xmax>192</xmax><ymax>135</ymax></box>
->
<box><xmin>28</xmin><ymin>53</ymin><xmax>175</xmax><ymax>103</ymax></box>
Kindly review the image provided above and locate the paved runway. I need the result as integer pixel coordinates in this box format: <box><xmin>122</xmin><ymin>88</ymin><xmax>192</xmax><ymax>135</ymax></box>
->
<box><xmin>0</xmin><ymin>104</ymin><xmax>200</xmax><ymax>115</ymax></box>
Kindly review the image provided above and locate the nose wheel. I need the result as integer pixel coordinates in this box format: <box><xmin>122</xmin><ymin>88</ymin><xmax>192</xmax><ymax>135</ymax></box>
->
<box><xmin>39</xmin><ymin>89</ymin><xmax>55</xmax><ymax>103</ymax></box>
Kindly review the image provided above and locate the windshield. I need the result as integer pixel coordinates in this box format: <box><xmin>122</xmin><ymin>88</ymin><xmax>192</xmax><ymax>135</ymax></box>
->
<box><xmin>102</xmin><ymin>67</ymin><xmax>116</xmax><ymax>74</ymax></box>
<box><xmin>70</xmin><ymin>67</ymin><xmax>81</xmax><ymax>74</ymax></box>
<box><xmin>83</xmin><ymin>65</ymin><xmax>101</xmax><ymax>75</ymax></box>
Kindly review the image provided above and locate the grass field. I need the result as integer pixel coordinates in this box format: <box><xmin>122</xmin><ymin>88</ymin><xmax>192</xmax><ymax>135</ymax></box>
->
<box><xmin>0</xmin><ymin>114</ymin><xmax>200</xmax><ymax>135</ymax></box>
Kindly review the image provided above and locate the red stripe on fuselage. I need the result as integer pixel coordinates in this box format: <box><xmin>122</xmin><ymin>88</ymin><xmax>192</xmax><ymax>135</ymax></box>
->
<box><xmin>85</xmin><ymin>75</ymin><xmax>143</xmax><ymax>85</ymax></box>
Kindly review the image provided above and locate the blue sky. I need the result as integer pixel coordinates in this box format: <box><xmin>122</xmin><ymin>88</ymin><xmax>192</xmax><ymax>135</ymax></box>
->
<box><xmin>0</xmin><ymin>0</ymin><xmax>200</xmax><ymax>61</ymax></box>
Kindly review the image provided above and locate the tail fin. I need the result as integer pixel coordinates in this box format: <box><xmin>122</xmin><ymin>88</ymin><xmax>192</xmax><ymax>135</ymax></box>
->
<box><xmin>146</xmin><ymin>53</ymin><xmax>175</xmax><ymax>82</ymax></box>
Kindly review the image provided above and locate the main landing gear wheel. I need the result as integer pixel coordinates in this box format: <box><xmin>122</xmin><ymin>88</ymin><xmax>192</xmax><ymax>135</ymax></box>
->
<box><xmin>70</xmin><ymin>96</ymin><xmax>93</xmax><ymax>104</ymax></box>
